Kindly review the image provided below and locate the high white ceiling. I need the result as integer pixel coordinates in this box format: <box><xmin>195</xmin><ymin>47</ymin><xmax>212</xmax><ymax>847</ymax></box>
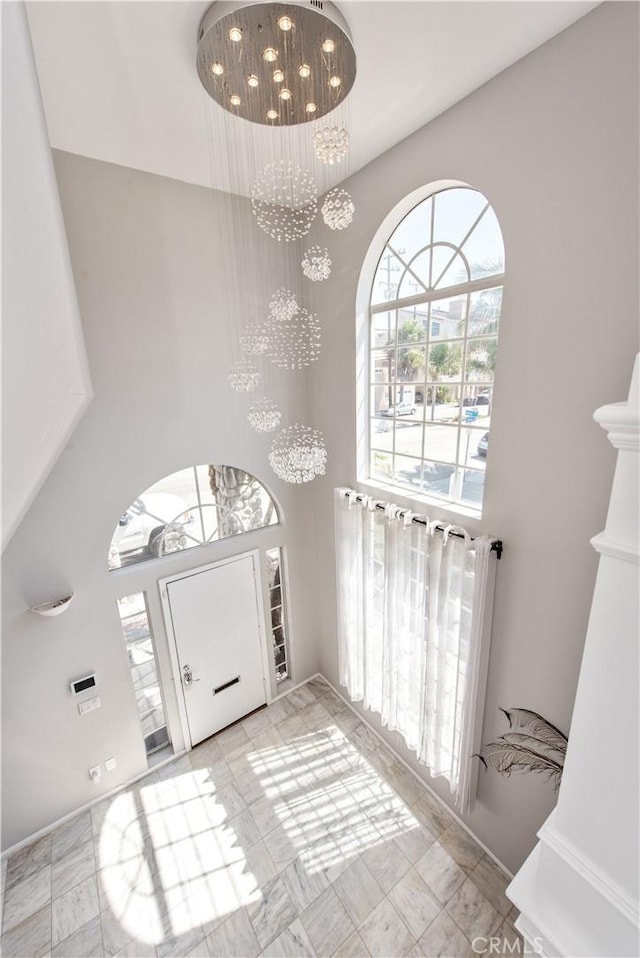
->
<box><xmin>26</xmin><ymin>1</ymin><xmax>599</xmax><ymax>196</ymax></box>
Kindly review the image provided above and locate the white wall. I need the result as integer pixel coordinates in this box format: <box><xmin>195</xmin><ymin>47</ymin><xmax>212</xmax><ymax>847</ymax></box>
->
<box><xmin>1</xmin><ymin>2</ymin><xmax>93</xmax><ymax>551</ymax></box>
<box><xmin>0</xmin><ymin>153</ymin><xmax>320</xmax><ymax>850</ymax></box>
<box><xmin>306</xmin><ymin>2</ymin><xmax>639</xmax><ymax>873</ymax></box>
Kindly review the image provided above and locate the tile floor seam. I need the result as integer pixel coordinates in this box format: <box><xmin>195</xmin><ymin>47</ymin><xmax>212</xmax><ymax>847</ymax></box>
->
<box><xmin>1</xmin><ymin>679</ymin><xmax>516</xmax><ymax>958</ymax></box>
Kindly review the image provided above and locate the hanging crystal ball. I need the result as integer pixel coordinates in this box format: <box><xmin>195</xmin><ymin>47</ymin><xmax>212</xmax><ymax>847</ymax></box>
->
<box><xmin>301</xmin><ymin>246</ymin><xmax>332</xmax><ymax>282</ymax></box>
<box><xmin>269</xmin><ymin>423</ymin><xmax>327</xmax><ymax>483</ymax></box>
<box><xmin>312</xmin><ymin>127</ymin><xmax>350</xmax><ymax>165</ymax></box>
<box><xmin>269</xmin><ymin>288</ymin><xmax>299</xmax><ymax>323</ymax></box>
<box><xmin>248</xmin><ymin>399</ymin><xmax>282</xmax><ymax>433</ymax></box>
<box><xmin>228</xmin><ymin>360</ymin><xmax>260</xmax><ymax>392</ymax></box>
<box><xmin>239</xmin><ymin>323</ymin><xmax>270</xmax><ymax>356</ymax></box>
<box><xmin>265</xmin><ymin>307</ymin><xmax>321</xmax><ymax>369</ymax></box>
<box><xmin>251</xmin><ymin>160</ymin><xmax>318</xmax><ymax>242</ymax></box>
<box><xmin>321</xmin><ymin>188</ymin><xmax>355</xmax><ymax>231</ymax></box>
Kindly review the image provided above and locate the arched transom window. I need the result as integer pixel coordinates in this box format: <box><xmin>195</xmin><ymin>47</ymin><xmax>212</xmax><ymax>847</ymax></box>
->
<box><xmin>368</xmin><ymin>185</ymin><xmax>504</xmax><ymax>511</ymax></box>
<box><xmin>108</xmin><ymin>465</ymin><xmax>279</xmax><ymax>570</ymax></box>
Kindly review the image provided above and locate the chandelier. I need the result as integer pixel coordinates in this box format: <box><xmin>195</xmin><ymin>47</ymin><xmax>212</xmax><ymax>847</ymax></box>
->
<box><xmin>269</xmin><ymin>424</ymin><xmax>327</xmax><ymax>483</ymax></box>
<box><xmin>196</xmin><ymin>2</ymin><xmax>357</xmax><ymax>126</ymax></box>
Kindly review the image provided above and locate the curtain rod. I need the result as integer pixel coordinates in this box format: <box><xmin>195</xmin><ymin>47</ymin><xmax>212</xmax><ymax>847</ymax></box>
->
<box><xmin>340</xmin><ymin>489</ymin><xmax>503</xmax><ymax>560</ymax></box>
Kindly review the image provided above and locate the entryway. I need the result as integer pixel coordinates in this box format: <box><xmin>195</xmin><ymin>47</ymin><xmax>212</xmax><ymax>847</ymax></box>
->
<box><xmin>160</xmin><ymin>551</ymin><xmax>269</xmax><ymax>747</ymax></box>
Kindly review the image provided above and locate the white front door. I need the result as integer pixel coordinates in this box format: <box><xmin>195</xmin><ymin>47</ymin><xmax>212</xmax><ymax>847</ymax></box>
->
<box><xmin>163</xmin><ymin>553</ymin><xmax>267</xmax><ymax>747</ymax></box>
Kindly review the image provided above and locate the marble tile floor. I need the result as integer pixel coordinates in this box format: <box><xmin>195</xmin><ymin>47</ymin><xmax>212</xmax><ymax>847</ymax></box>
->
<box><xmin>0</xmin><ymin>677</ymin><xmax>522</xmax><ymax>957</ymax></box>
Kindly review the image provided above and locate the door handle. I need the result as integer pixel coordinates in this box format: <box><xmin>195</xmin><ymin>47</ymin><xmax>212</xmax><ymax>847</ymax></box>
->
<box><xmin>182</xmin><ymin>664</ymin><xmax>200</xmax><ymax>688</ymax></box>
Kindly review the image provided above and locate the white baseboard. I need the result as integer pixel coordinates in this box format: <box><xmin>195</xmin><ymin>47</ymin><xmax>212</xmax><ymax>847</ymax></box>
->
<box><xmin>1</xmin><ymin>750</ymin><xmax>186</xmax><ymax>861</ymax></box>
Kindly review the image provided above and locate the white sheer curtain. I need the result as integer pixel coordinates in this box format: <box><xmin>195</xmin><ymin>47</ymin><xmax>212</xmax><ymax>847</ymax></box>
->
<box><xmin>334</xmin><ymin>488</ymin><xmax>496</xmax><ymax>812</ymax></box>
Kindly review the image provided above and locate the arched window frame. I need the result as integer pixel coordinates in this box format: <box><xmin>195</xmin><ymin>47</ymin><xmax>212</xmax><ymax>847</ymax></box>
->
<box><xmin>358</xmin><ymin>181</ymin><xmax>505</xmax><ymax>516</ymax></box>
<box><xmin>108</xmin><ymin>464</ymin><xmax>280</xmax><ymax>571</ymax></box>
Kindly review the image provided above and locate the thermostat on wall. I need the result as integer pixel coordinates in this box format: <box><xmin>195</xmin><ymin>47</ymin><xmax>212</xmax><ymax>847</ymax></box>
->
<box><xmin>70</xmin><ymin>673</ymin><xmax>97</xmax><ymax>695</ymax></box>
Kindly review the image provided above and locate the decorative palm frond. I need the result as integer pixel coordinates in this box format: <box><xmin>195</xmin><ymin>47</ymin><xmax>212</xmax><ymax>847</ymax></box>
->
<box><xmin>477</xmin><ymin>708</ymin><xmax>568</xmax><ymax>790</ymax></box>
<box><xmin>500</xmin><ymin>707</ymin><xmax>568</xmax><ymax>752</ymax></box>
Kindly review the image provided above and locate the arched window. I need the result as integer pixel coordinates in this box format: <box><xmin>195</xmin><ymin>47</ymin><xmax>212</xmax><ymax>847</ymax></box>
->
<box><xmin>108</xmin><ymin>465</ymin><xmax>279</xmax><ymax>570</ymax></box>
<box><xmin>367</xmin><ymin>185</ymin><xmax>504</xmax><ymax>511</ymax></box>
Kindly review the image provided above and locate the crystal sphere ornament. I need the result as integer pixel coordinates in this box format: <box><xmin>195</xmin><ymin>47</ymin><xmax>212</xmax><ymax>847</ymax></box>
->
<box><xmin>251</xmin><ymin>161</ymin><xmax>318</xmax><ymax>242</ymax></box>
<box><xmin>312</xmin><ymin>126</ymin><xmax>350</xmax><ymax>165</ymax></box>
<box><xmin>269</xmin><ymin>288</ymin><xmax>299</xmax><ymax>323</ymax></box>
<box><xmin>248</xmin><ymin>399</ymin><xmax>282</xmax><ymax>433</ymax></box>
<box><xmin>321</xmin><ymin>188</ymin><xmax>355</xmax><ymax>231</ymax></box>
<box><xmin>228</xmin><ymin>360</ymin><xmax>260</xmax><ymax>392</ymax></box>
<box><xmin>265</xmin><ymin>307</ymin><xmax>321</xmax><ymax>369</ymax></box>
<box><xmin>239</xmin><ymin>323</ymin><xmax>269</xmax><ymax>356</ymax></box>
<box><xmin>269</xmin><ymin>424</ymin><xmax>327</xmax><ymax>483</ymax></box>
<box><xmin>301</xmin><ymin>246</ymin><xmax>332</xmax><ymax>282</ymax></box>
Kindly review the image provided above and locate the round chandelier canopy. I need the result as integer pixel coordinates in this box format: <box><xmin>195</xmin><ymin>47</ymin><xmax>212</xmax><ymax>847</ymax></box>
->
<box><xmin>197</xmin><ymin>1</ymin><xmax>356</xmax><ymax>126</ymax></box>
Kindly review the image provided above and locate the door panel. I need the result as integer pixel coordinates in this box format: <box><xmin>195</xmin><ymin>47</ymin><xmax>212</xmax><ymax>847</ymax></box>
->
<box><xmin>166</xmin><ymin>554</ymin><xmax>266</xmax><ymax>746</ymax></box>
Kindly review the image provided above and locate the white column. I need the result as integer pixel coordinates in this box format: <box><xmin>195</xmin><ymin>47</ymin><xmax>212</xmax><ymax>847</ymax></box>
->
<box><xmin>506</xmin><ymin>356</ymin><xmax>640</xmax><ymax>957</ymax></box>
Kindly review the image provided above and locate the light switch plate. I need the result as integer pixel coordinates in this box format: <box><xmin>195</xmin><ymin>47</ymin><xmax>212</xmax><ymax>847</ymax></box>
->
<box><xmin>78</xmin><ymin>696</ymin><xmax>101</xmax><ymax>715</ymax></box>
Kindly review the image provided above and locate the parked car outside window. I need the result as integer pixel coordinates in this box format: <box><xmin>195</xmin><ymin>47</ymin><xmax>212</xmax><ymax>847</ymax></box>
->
<box><xmin>113</xmin><ymin>493</ymin><xmax>193</xmax><ymax>559</ymax></box>
<box><xmin>381</xmin><ymin>402</ymin><xmax>417</xmax><ymax>417</ymax></box>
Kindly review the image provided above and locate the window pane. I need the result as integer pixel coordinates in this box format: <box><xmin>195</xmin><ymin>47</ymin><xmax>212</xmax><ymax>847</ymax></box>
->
<box><xmin>461</xmin><ymin>207</ymin><xmax>505</xmax><ymax>279</ymax></box>
<box><xmin>371</xmin><ymin>247</ymin><xmax>406</xmax><ymax>304</ymax></box>
<box><xmin>397</xmin><ymin>346</ymin><xmax>426</xmax><ymax>384</ymax></box>
<box><xmin>387</xmin><ymin>196</ymin><xmax>433</xmax><ymax>264</ymax></box>
<box><xmin>468</xmin><ymin>288</ymin><xmax>502</xmax><ymax>337</ymax></box>
<box><xmin>433</xmin><ymin>188</ymin><xmax>487</xmax><ymax>249</ymax></box>
<box><xmin>460</xmin><ymin>468</ymin><xmax>486</xmax><ymax>506</ymax></box>
<box><xmin>465</xmin><ymin>338</ymin><xmax>498</xmax><ymax>382</ymax></box>
<box><xmin>424</xmin><ymin>424</ymin><xmax>459</xmax><ymax>466</ymax></box>
<box><xmin>398</xmin><ymin>309</ymin><xmax>427</xmax><ymax>345</ymax></box>
<box><xmin>395</xmin><ymin>422</ymin><xmax>423</xmax><ymax>458</ymax></box>
<box><xmin>398</xmin><ymin>249</ymin><xmax>430</xmax><ymax>298</ymax></box>
<box><xmin>430</xmin><ymin>294</ymin><xmax>468</xmax><ymax>339</ymax></box>
<box><xmin>371</xmin><ymin>450</ymin><xmax>393</xmax><ymax>483</ymax></box>
<box><xmin>462</xmin><ymin>427</ymin><xmax>488</xmax><ymax>470</ymax></box>
<box><xmin>116</xmin><ymin>593</ymin><xmax>169</xmax><ymax>759</ymax></box>
<box><xmin>427</xmin><ymin>342</ymin><xmax>463</xmax><ymax>383</ymax></box>
<box><xmin>371</xmin><ymin>310</ymin><xmax>396</xmax><ymax>347</ymax></box>
<box><xmin>393</xmin><ymin>455</ymin><xmax>424</xmax><ymax>491</ymax></box>
<box><xmin>266</xmin><ymin>548</ymin><xmax>290</xmax><ymax>683</ymax></box>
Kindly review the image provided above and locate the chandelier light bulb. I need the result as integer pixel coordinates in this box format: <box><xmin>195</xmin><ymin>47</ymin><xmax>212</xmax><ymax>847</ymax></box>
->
<box><xmin>265</xmin><ymin>306</ymin><xmax>321</xmax><ymax>369</ymax></box>
<box><xmin>230</xmin><ymin>94</ymin><xmax>241</xmax><ymax>107</ymax></box>
<box><xmin>269</xmin><ymin>424</ymin><xmax>327</xmax><ymax>484</ymax></box>
<box><xmin>247</xmin><ymin>74</ymin><xmax>259</xmax><ymax>88</ymax></box>
<box><xmin>305</xmin><ymin>102</ymin><xmax>317</xmax><ymax>114</ymax></box>
<box><xmin>312</xmin><ymin>126</ymin><xmax>350</xmax><ymax>165</ymax></box>
<box><xmin>269</xmin><ymin>288</ymin><xmax>299</xmax><ymax>322</ymax></box>
<box><xmin>278</xmin><ymin>15</ymin><xmax>293</xmax><ymax>31</ymax></box>
<box><xmin>279</xmin><ymin>88</ymin><xmax>292</xmax><ymax>101</ymax></box>
<box><xmin>322</xmin><ymin>38</ymin><xmax>335</xmax><ymax>53</ymax></box>
<box><xmin>248</xmin><ymin>399</ymin><xmax>282</xmax><ymax>434</ymax></box>
<box><xmin>228</xmin><ymin>360</ymin><xmax>260</xmax><ymax>392</ymax></box>
<box><xmin>263</xmin><ymin>47</ymin><xmax>278</xmax><ymax>62</ymax></box>
<box><xmin>239</xmin><ymin>323</ymin><xmax>270</xmax><ymax>355</ymax></box>
<box><xmin>229</xmin><ymin>26</ymin><xmax>242</xmax><ymax>42</ymax></box>
<box><xmin>321</xmin><ymin>187</ymin><xmax>355</xmax><ymax>230</ymax></box>
<box><xmin>251</xmin><ymin>161</ymin><xmax>318</xmax><ymax>241</ymax></box>
<box><xmin>267</xmin><ymin>109</ymin><xmax>279</xmax><ymax>120</ymax></box>
<box><xmin>273</xmin><ymin>69</ymin><xmax>285</xmax><ymax>83</ymax></box>
<box><xmin>211</xmin><ymin>61</ymin><xmax>224</xmax><ymax>76</ymax></box>
<box><xmin>298</xmin><ymin>64</ymin><xmax>311</xmax><ymax>78</ymax></box>
<box><xmin>301</xmin><ymin>246</ymin><xmax>332</xmax><ymax>282</ymax></box>
<box><xmin>329</xmin><ymin>75</ymin><xmax>341</xmax><ymax>88</ymax></box>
